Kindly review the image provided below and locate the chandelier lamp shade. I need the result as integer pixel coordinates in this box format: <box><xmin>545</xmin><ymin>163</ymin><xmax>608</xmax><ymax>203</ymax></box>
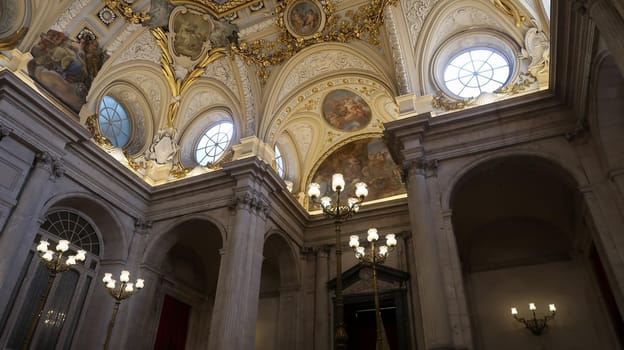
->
<box><xmin>307</xmin><ymin>173</ymin><xmax>368</xmax><ymax>350</ymax></box>
<box><xmin>22</xmin><ymin>240</ymin><xmax>87</xmax><ymax>350</ymax></box>
<box><xmin>510</xmin><ymin>303</ymin><xmax>557</xmax><ymax>335</ymax></box>
<box><xmin>349</xmin><ymin>228</ymin><xmax>397</xmax><ymax>350</ymax></box>
<box><xmin>102</xmin><ymin>270</ymin><xmax>145</xmax><ymax>350</ymax></box>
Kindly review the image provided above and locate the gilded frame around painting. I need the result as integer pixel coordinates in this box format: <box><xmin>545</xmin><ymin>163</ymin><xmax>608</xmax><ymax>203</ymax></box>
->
<box><xmin>284</xmin><ymin>0</ymin><xmax>326</xmax><ymax>39</ymax></box>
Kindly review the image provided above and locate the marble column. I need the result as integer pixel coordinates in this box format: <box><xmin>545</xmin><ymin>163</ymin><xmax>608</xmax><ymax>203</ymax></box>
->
<box><xmin>314</xmin><ymin>246</ymin><xmax>331</xmax><ymax>350</ymax></box>
<box><xmin>0</xmin><ymin>152</ymin><xmax>63</xmax><ymax>318</ymax></box>
<box><xmin>208</xmin><ymin>190</ymin><xmax>269</xmax><ymax>350</ymax></box>
<box><xmin>404</xmin><ymin>160</ymin><xmax>453</xmax><ymax>350</ymax></box>
<box><xmin>118</xmin><ymin>219</ymin><xmax>153</xmax><ymax>348</ymax></box>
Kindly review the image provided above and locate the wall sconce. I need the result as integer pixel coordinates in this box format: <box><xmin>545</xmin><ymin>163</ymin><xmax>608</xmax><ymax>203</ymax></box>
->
<box><xmin>510</xmin><ymin>303</ymin><xmax>556</xmax><ymax>335</ymax></box>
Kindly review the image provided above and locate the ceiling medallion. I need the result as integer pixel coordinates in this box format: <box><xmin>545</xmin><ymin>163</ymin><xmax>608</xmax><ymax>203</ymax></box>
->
<box><xmin>98</xmin><ymin>7</ymin><xmax>117</xmax><ymax>25</ymax></box>
<box><xmin>233</xmin><ymin>0</ymin><xmax>398</xmax><ymax>83</ymax></box>
<box><xmin>171</xmin><ymin>0</ymin><xmax>263</xmax><ymax>19</ymax></box>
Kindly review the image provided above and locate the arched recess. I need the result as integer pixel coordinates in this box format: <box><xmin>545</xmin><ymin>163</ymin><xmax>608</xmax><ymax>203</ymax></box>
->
<box><xmin>0</xmin><ymin>193</ymin><xmax>117</xmax><ymax>350</ymax></box>
<box><xmin>588</xmin><ymin>53</ymin><xmax>624</xmax><ymax>173</ymax></box>
<box><xmin>42</xmin><ymin>192</ymin><xmax>126</xmax><ymax>261</ymax></box>
<box><xmin>255</xmin><ymin>232</ymin><xmax>301</xmax><ymax>350</ymax></box>
<box><xmin>264</xmin><ymin>75</ymin><xmax>398</xmax><ymax>196</ymax></box>
<box><xmin>141</xmin><ymin>217</ymin><xmax>225</xmax><ymax>350</ymax></box>
<box><xmin>450</xmin><ymin>155</ymin><xmax>623</xmax><ymax>350</ymax></box>
<box><xmin>177</xmin><ymin>107</ymin><xmax>239</xmax><ymax>168</ymax></box>
<box><xmin>85</xmin><ymin>62</ymin><xmax>168</xmax><ymax>130</ymax></box>
<box><xmin>414</xmin><ymin>0</ymin><xmax>533</xmax><ymax>96</ymax></box>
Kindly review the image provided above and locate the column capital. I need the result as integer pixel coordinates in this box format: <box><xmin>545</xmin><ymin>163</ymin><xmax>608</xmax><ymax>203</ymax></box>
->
<box><xmin>0</xmin><ymin>124</ymin><xmax>12</xmax><ymax>141</ymax></box>
<box><xmin>34</xmin><ymin>152</ymin><xmax>65</xmax><ymax>180</ymax></box>
<box><xmin>230</xmin><ymin>190</ymin><xmax>271</xmax><ymax>218</ymax></box>
<box><xmin>134</xmin><ymin>218</ymin><xmax>153</xmax><ymax>235</ymax></box>
<box><xmin>404</xmin><ymin>158</ymin><xmax>438</xmax><ymax>178</ymax></box>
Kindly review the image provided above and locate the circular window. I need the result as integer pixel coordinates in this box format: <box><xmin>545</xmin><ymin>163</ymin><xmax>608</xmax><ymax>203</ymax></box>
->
<box><xmin>195</xmin><ymin>122</ymin><xmax>233</xmax><ymax>166</ymax></box>
<box><xmin>275</xmin><ymin>145</ymin><xmax>285</xmax><ymax>178</ymax></box>
<box><xmin>443</xmin><ymin>48</ymin><xmax>510</xmax><ymax>98</ymax></box>
<box><xmin>98</xmin><ymin>96</ymin><xmax>132</xmax><ymax>148</ymax></box>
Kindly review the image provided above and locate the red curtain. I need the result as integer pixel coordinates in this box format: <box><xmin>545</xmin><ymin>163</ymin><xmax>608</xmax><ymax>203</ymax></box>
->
<box><xmin>154</xmin><ymin>295</ymin><xmax>191</xmax><ymax>350</ymax></box>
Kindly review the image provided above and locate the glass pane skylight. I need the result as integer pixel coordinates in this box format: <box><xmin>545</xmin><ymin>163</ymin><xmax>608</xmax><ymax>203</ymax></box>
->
<box><xmin>443</xmin><ymin>48</ymin><xmax>511</xmax><ymax>98</ymax></box>
<box><xmin>195</xmin><ymin>122</ymin><xmax>233</xmax><ymax>166</ymax></box>
<box><xmin>98</xmin><ymin>96</ymin><xmax>131</xmax><ymax>148</ymax></box>
<box><xmin>275</xmin><ymin>145</ymin><xmax>284</xmax><ymax>178</ymax></box>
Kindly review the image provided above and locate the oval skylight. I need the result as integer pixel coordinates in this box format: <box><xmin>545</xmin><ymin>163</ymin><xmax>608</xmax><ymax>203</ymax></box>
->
<box><xmin>443</xmin><ymin>48</ymin><xmax>511</xmax><ymax>98</ymax></box>
<box><xmin>98</xmin><ymin>96</ymin><xmax>132</xmax><ymax>148</ymax></box>
<box><xmin>195</xmin><ymin>122</ymin><xmax>233</xmax><ymax>166</ymax></box>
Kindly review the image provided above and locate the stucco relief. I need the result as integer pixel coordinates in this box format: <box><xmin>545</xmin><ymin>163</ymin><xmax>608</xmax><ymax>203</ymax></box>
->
<box><xmin>202</xmin><ymin>57</ymin><xmax>239</xmax><ymax>99</ymax></box>
<box><xmin>384</xmin><ymin>9</ymin><xmax>410</xmax><ymax>94</ymax></box>
<box><xmin>402</xmin><ymin>0</ymin><xmax>440</xmax><ymax>48</ymax></box>
<box><xmin>50</xmin><ymin>0</ymin><xmax>89</xmax><ymax>32</ymax></box>
<box><xmin>520</xmin><ymin>27</ymin><xmax>550</xmax><ymax>76</ymax></box>
<box><xmin>289</xmin><ymin>123</ymin><xmax>313</xmax><ymax>160</ymax></box>
<box><xmin>235</xmin><ymin>56</ymin><xmax>256</xmax><ymax>136</ymax></box>
<box><xmin>278</xmin><ymin>51</ymin><xmax>375</xmax><ymax>101</ymax></box>
<box><xmin>115</xmin><ymin>30</ymin><xmax>162</xmax><ymax>65</ymax></box>
<box><xmin>128</xmin><ymin>73</ymin><xmax>162</xmax><ymax>116</ymax></box>
<box><xmin>182</xmin><ymin>91</ymin><xmax>228</xmax><ymax>121</ymax></box>
<box><xmin>435</xmin><ymin>7</ymin><xmax>499</xmax><ymax>47</ymax></box>
<box><xmin>238</xmin><ymin>18</ymin><xmax>275</xmax><ymax>38</ymax></box>
<box><xmin>106</xmin><ymin>24</ymin><xmax>141</xmax><ymax>56</ymax></box>
<box><xmin>121</xmin><ymin>90</ymin><xmax>148</xmax><ymax>156</ymax></box>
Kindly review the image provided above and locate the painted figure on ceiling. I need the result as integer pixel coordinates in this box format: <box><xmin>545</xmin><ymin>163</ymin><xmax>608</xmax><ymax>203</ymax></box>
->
<box><xmin>28</xmin><ymin>30</ymin><xmax>106</xmax><ymax>112</ymax></box>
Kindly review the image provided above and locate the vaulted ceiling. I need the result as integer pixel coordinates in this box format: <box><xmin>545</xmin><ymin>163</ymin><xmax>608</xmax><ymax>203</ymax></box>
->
<box><xmin>0</xmin><ymin>0</ymin><xmax>552</xmax><ymax>200</ymax></box>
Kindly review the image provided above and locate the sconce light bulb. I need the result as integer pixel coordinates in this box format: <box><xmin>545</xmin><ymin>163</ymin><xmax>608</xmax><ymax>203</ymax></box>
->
<box><xmin>386</xmin><ymin>234</ymin><xmax>397</xmax><ymax>247</ymax></box>
<box><xmin>349</xmin><ymin>235</ymin><xmax>360</xmax><ymax>248</ymax></box>
<box><xmin>356</xmin><ymin>246</ymin><xmax>365</xmax><ymax>257</ymax></box>
<box><xmin>76</xmin><ymin>250</ymin><xmax>87</xmax><ymax>261</ymax></box>
<box><xmin>106</xmin><ymin>280</ymin><xmax>116</xmax><ymax>289</ymax></box>
<box><xmin>355</xmin><ymin>182</ymin><xmax>368</xmax><ymax>198</ymax></box>
<box><xmin>379</xmin><ymin>245</ymin><xmax>388</xmax><ymax>256</ymax></box>
<box><xmin>320</xmin><ymin>196</ymin><xmax>331</xmax><ymax>208</ymax></box>
<box><xmin>367</xmin><ymin>228</ymin><xmax>379</xmax><ymax>242</ymax></box>
<box><xmin>42</xmin><ymin>251</ymin><xmax>54</xmax><ymax>261</ymax></box>
<box><xmin>136</xmin><ymin>279</ymin><xmax>145</xmax><ymax>289</ymax></box>
<box><xmin>529</xmin><ymin>303</ymin><xmax>536</xmax><ymax>311</ymax></box>
<box><xmin>66</xmin><ymin>256</ymin><xmax>76</xmax><ymax>265</ymax></box>
<box><xmin>549</xmin><ymin>304</ymin><xmax>556</xmax><ymax>312</ymax></box>
<box><xmin>511</xmin><ymin>307</ymin><xmax>518</xmax><ymax>315</ymax></box>
<box><xmin>120</xmin><ymin>270</ymin><xmax>130</xmax><ymax>282</ymax></box>
<box><xmin>37</xmin><ymin>240</ymin><xmax>50</xmax><ymax>252</ymax></box>
<box><xmin>125</xmin><ymin>283</ymin><xmax>134</xmax><ymax>292</ymax></box>
<box><xmin>103</xmin><ymin>273</ymin><xmax>113</xmax><ymax>283</ymax></box>
<box><xmin>56</xmin><ymin>240</ymin><xmax>70</xmax><ymax>252</ymax></box>
<box><xmin>307</xmin><ymin>183</ymin><xmax>321</xmax><ymax>199</ymax></box>
<box><xmin>332</xmin><ymin>173</ymin><xmax>345</xmax><ymax>192</ymax></box>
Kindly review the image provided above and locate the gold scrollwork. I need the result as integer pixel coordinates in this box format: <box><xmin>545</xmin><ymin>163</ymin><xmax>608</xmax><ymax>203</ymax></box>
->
<box><xmin>495</xmin><ymin>72</ymin><xmax>537</xmax><ymax>94</ymax></box>
<box><xmin>104</xmin><ymin>0</ymin><xmax>151</xmax><ymax>24</ymax></box>
<box><xmin>233</xmin><ymin>0</ymin><xmax>398</xmax><ymax>83</ymax></box>
<box><xmin>85</xmin><ymin>114</ymin><xmax>113</xmax><ymax>147</ymax></box>
<box><xmin>151</xmin><ymin>27</ymin><xmax>227</xmax><ymax>127</ymax></box>
<box><xmin>170</xmin><ymin>162</ymin><xmax>192</xmax><ymax>178</ymax></box>
<box><xmin>432</xmin><ymin>92</ymin><xmax>475</xmax><ymax>112</ymax></box>
<box><xmin>126</xmin><ymin>154</ymin><xmax>147</xmax><ymax>171</ymax></box>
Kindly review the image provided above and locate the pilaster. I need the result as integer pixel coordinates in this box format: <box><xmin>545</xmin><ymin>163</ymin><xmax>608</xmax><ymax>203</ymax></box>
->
<box><xmin>0</xmin><ymin>152</ymin><xmax>64</xmax><ymax>320</ymax></box>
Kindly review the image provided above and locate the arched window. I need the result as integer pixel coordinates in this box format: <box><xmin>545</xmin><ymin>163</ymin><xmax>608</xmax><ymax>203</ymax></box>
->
<box><xmin>195</xmin><ymin>121</ymin><xmax>234</xmax><ymax>166</ymax></box>
<box><xmin>1</xmin><ymin>210</ymin><xmax>100</xmax><ymax>350</ymax></box>
<box><xmin>443</xmin><ymin>48</ymin><xmax>511</xmax><ymax>98</ymax></box>
<box><xmin>98</xmin><ymin>95</ymin><xmax>132</xmax><ymax>148</ymax></box>
<box><xmin>275</xmin><ymin>145</ymin><xmax>285</xmax><ymax>178</ymax></box>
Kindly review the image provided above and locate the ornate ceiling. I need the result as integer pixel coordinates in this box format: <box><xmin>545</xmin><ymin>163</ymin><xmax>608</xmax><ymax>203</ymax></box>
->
<box><xmin>0</xmin><ymin>0</ymin><xmax>551</xmax><ymax>200</ymax></box>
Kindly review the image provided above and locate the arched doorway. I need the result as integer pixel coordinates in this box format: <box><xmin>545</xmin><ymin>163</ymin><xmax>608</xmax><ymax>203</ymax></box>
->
<box><xmin>451</xmin><ymin>156</ymin><xmax>622</xmax><ymax>349</ymax></box>
<box><xmin>255</xmin><ymin>233</ymin><xmax>300</xmax><ymax>350</ymax></box>
<box><xmin>146</xmin><ymin>219</ymin><xmax>223</xmax><ymax>350</ymax></box>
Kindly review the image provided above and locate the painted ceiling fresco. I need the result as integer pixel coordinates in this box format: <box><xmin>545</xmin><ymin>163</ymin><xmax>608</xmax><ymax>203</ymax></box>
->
<box><xmin>309</xmin><ymin>137</ymin><xmax>404</xmax><ymax>209</ymax></box>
